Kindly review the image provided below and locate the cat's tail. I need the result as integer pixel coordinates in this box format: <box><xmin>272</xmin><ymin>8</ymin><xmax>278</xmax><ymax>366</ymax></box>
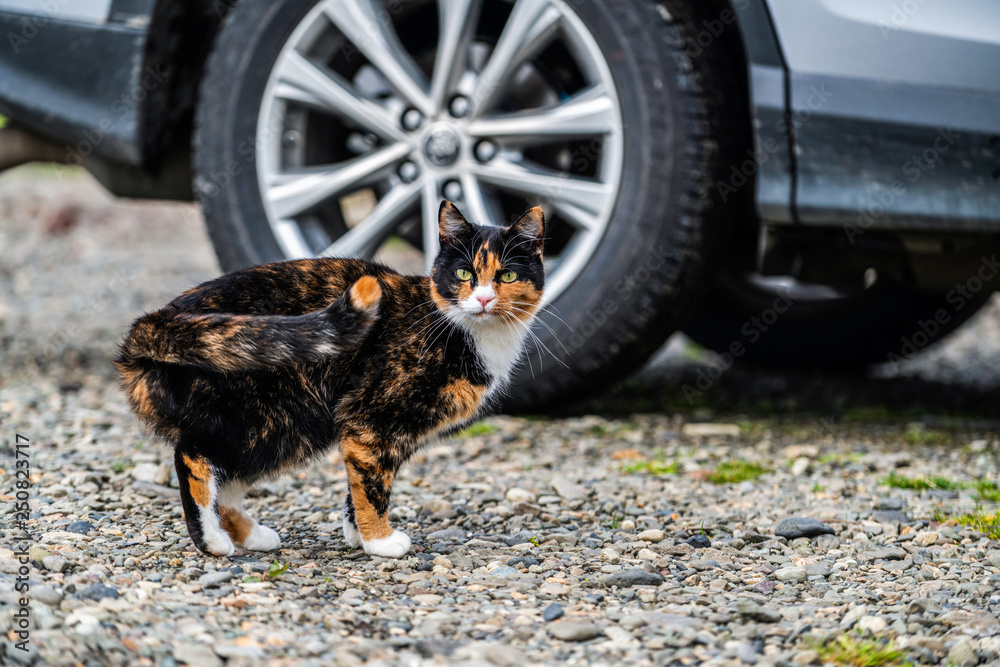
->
<box><xmin>116</xmin><ymin>276</ymin><xmax>382</xmax><ymax>373</ymax></box>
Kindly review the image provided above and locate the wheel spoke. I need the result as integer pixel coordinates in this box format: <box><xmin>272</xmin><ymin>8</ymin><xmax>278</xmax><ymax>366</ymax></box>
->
<box><xmin>470</xmin><ymin>0</ymin><xmax>562</xmax><ymax>117</ymax></box>
<box><xmin>320</xmin><ymin>179</ymin><xmax>423</xmax><ymax>258</ymax></box>
<box><xmin>458</xmin><ymin>173</ymin><xmax>503</xmax><ymax>226</ymax></box>
<box><xmin>272</xmin><ymin>50</ymin><xmax>406</xmax><ymax>143</ymax></box>
<box><xmin>266</xmin><ymin>142</ymin><xmax>411</xmax><ymax>219</ymax></box>
<box><xmin>431</xmin><ymin>0</ymin><xmax>483</xmax><ymax>112</ymax></box>
<box><xmin>470</xmin><ymin>157</ymin><xmax>612</xmax><ymax>231</ymax></box>
<box><xmin>422</xmin><ymin>178</ymin><xmax>441</xmax><ymax>273</ymax></box>
<box><xmin>323</xmin><ymin>0</ymin><xmax>433</xmax><ymax>116</ymax></box>
<box><xmin>467</xmin><ymin>84</ymin><xmax>616</xmax><ymax>144</ymax></box>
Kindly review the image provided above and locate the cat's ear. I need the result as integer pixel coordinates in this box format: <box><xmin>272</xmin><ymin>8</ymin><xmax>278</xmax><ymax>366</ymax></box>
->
<box><xmin>508</xmin><ymin>206</ymin><xmax>545</xmax><ymax>253</ymax></box>
<box><xmin>439</xmin><ymin>201</ymin><xmax>473</xmax><ymax>243</ymax></box>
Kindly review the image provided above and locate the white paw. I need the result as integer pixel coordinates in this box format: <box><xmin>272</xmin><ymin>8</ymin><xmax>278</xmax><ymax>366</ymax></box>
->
<box><xmin>202</xmin><ymin>529</ymin><xmax>235</xmax><ymax>557</ymax></box>
<box><xmin>362</xmin><ymin>529</ymin><xmax>411</xmax><ymax>558</ymax></box>
<box><xmin>343</xmin><ymin>517</ymin><xmax>361</xmax><ymax>547</ymax></box>
<box><xmin>242</xmin><ymin>524</ymin><xmax>281</xmax><ymax>551</ymax></box>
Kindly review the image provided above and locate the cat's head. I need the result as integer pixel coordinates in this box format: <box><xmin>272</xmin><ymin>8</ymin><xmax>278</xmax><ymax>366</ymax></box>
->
<box><xmin>429</xmin><ymin>201</ymin><xmax>545</xmax><ymax>327</ymax></box>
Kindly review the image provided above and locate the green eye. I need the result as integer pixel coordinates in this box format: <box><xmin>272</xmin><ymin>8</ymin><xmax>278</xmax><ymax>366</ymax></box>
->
<box><xmin>456</xmin><ymin>268</ymin><xmax>472</xmax><ymax>281</ymax></box>
<box><xmin>500</xmin><ymin>270</ymin><xmax>517</xmax><ymax>283</ymax></box>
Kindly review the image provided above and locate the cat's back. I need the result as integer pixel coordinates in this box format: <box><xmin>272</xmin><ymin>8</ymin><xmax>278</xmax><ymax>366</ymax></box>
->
<box><xmin>170</xmin><ymin>258</ymin><xmax>402</xmax><ymax>316</ymax></box>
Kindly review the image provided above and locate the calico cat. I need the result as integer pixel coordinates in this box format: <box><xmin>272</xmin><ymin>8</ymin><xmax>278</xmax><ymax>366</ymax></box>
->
<box><xmin>115</xmin><ymin>201</ymin><xmax>544</xmax><ymax>558</ymax></box>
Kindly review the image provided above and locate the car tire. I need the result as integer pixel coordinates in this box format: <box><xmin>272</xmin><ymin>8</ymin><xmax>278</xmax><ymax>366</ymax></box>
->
<box><xmin>683</xmin><ymin>275</ymin><xmax>989</xmax><ymax>368</ymax></box>
<box><xmin>193</xmin><ymin>0</ymin><xmax>737</xmax><ymax>410</ymax></box>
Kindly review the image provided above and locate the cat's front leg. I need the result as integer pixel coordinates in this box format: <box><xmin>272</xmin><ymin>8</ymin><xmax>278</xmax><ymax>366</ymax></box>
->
<box><xmin>340</xmin><ymin>436</ymin><xmax>411</xmax><ymax>557</ymax></box>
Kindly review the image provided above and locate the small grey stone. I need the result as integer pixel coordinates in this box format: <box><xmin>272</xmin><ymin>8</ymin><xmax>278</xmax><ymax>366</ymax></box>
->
<box><xmin>871</xmin><ymin>510</ymin><xmax>910</xmax><ymax>523</ymax></box>
<box><xmin>773</xmin><ymin>567</ymin><xmax>807</xmax><ymax>583</ymax></box>
<box><xmin>875</xmin><ymin>498</ymin><xmax>904</xmax><ymax>511</ymax></box>
<box><xmin>33</xmin><ymin>586</ymin><xmax>63</xmax><ymax>606</ymax></box>
<box><xmin>427</xmin><ymin>528</ymin><xmax>465</xmax><ymax>541</ymax></box>
<box><xmin>858</xmin><ymin>546</ymin><xmax>907</xmax><ymax>562</ymax></box>
<box><xmin>804</xmin><ymin>564</ymin><xmax>832</xmax><ymax>577</ymax></box>
<box><xmin>735</xmin><ymin>599</ymin><xmax>782</xmax><ymax>623</ymax></box>
<box><xmin>751</xmin><ymin>580</ymin><xmax>776</xmax><ymax>594</ymax></box>
<box><xmin>774</xmin><ymin>517</ymin><xmax>835</xmax><ymax>539</ymax></box>
<box><xmin>172</xmin><ymin>642</ymin><xmax>222</xmax><ymax>667</ymax></box>
<box><xmin>551</xmin><ymin>477</ymin><xmax>587</xmax><ymax>501</ymax></box>
<box><xmin>508</xmin><ymin>557</ymin><xmax>539</xmax><ymax>568</ymax></box>
<box><xmin>41</xmin><ymin>555</ymin><xmax>67</xmax><ymax>572</ymax></box>
<box><xmin>543</xmin><ymin>603</ymin><xmax>564</xmax><ymax>622</ymax></box>
<box><xmin>927</xmin><ymin>489</ymin><xmax>959</xmax><ymax>500</ymax></box>
<box><xmin>735</xmin><ymin>642</ymin><xmax>760</xmax><ymax>664</ymax></box>
<box><xmin>490</xmin><ymin>566</ymin><xmax>519</xmax><ymax>579</ymax></box>
<box><xmin>602</xmin><ymin>567</ymin><xmax>664</xmax><ymax>588</ymax></box>
<box><xmin>198</xmin><ymin>571</ymin><xmax>233</xmax><ymax>588</ymax></box>
<box><xmin>503</xmin><ymin>530</ymin><xmax>536</xmax><ymax>546</ymax></box>
<box><xmin>947</xmin><ymin>640</ymin><xmax>977</xmax><ymax>667</ymax></box>
<box><xmin>65</xmin><ymin>521</ymin><xmax>95</xmax><ymax>535</ymax></box>
<box><xmin>548</xmin><ymin>622</ymin><xmax>603</xmax><ymax>642</ymax></box>
<box><xmin>77</xmin><ymin>584</ymin><xmax>119</xmax><ymax>601</ymax></box>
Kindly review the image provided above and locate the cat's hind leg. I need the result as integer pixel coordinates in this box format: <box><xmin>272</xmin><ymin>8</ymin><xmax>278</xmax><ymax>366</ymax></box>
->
<box><xmin>341</xmin><ymin>436</ymin><xmax>410</xmax><ymax>557</ymax></box>
<box><xmin>343</xmin><ymin>496</ymin><xmax>361</xmax><ymax>548</ymax></box>
<box><xmin>218</xmin><ymin>481</ymin><xmax>281</xmax><ymax>552</ymax></box>
<box><xmin>174</xmin><ymin>448</ymin><xmax>234</xmax><ymax>556</ymax></box>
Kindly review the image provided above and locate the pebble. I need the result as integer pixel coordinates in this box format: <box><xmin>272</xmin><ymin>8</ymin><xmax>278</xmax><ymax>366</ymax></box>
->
<box><xmin>682</xmin><ymin>423</ymin><xmax>740</xmax><ymax>437</ymax></box>
<box><xmin>198</xmin><ymin>571</ymin><xmax>233</xmax><ymax>588</ymax></box>
<box><xmin>548</xmin><ymin>623</ymin><xmax>603</xmax><ymax>642</ymax></box>
<box><xmin>551</xmin><ymin>477</ymin><xmax>587</xmax><ymax>500</ymax></box>
<box><xmin>773</xmin><ymin>517</ymin><xmax>835</xmax><ymax>539</ymax></box>
<box><xmin>871</xmin><ymin>510</ymin><xmax>910</xmax><ymax>523</ymax></box>
<box><xmin>76</xmin><ymin>584</ymin><xmax>119</xmax><ymax>601</ymax></box>
<box><xmin>684</xmin><ymin>535</ymin><xmax>712</xmax><ymax>549</ymax></box>
<box><xmin>543</xmin><ymin>603</ymin><xmax>564</xmax><ymax>622</ymax></box>
<box><xmin>857</xmin><ymin>615</ymin><xmax>887</xmax><ymax>634</ymax></box>
<box><xmin>427</xmin><ymin>528</ymin><xmax>465</xmax><ymax>541</ymax></box>
<box><xmin>602</xmin><ymin>568</ymin><xmax>664</xmax><ymax>588</ymax></box>
<box><xmin>600</xmin><ymin>548</ymin><xmax>621</xmax><ymax>564</ymax></box>
<box><xmin>42</xmin><ymin>555</ymin><xmax>68</xmax><ymax>572</ymax></box>
<box><xmin>65</xmin><ymin>521</ymin><xmax>95</xmax><ymax>535</ymax></box>
<box><xmin>948</xmin><ymin>640</ymin><xmax>977</xmax><ymax>667</ymax></box>
<box><xmin>505</xmin><ymin>487</ymin><xmax>536</xmax><ymax>503</ymax></box>
<box><xmin>637</xmin><ymin>529</ymin><xmax>665</xmax><ymax>543</ymax></box>
<box><xmin>735</xmin><ymin>599</ymin><xmax>782</xmax><ymax>623</ymax></box>
<box><xmin>490</xmin><ymin>566</ymin><xmax>519</xmax><ymax>579</ymax></box>
<box><xmin>875</xmin><ymin>498</ymin><xmax>904</xmax><ymax>510</ymax></box>
<box><xmin>773</xmin><ymin>567</ymin><xmax>807</xmax><ymax>582</ymax></box>
<box><xmin>913</xmin><ymin>531</ymin><xmax>939</xmax><ymax>546</ymax></box>
<box><xmin>172</xmin><ymin>642</ymin><xmax>222</xmax><ymax>667</ymax></box>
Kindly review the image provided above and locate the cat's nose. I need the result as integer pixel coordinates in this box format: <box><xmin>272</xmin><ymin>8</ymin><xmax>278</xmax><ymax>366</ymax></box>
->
<box><xmin>476</xmin><ymin>295</ymin><xmax>494</xmax><ymax>309</ymax></box>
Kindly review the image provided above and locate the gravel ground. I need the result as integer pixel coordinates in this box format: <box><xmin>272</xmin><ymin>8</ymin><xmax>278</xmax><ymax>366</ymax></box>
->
<box><xmin>2</xmin><ymin>168</ymin><xmax>1000</xmax><ymax>666</ymax></box>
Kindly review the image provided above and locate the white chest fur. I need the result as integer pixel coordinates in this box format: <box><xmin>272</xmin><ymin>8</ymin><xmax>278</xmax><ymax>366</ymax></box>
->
<box><xmin>465</xmin><ymin>321</ymin><xmax>530</xmax><ymax>399</ymax></box>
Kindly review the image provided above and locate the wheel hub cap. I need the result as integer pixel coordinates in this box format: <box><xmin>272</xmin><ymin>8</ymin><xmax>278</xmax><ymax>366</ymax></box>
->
<box><xmin>423</xmin><ymin>126</ymin><xmax>461</xmax><ymax>167</ymax></box>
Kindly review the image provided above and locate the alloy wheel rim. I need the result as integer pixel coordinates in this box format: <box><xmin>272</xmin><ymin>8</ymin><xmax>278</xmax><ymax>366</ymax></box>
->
<box><xmin>256</xmin><ymin>0</ymin><xmax>624</xmax><ymax>302</ymax></box>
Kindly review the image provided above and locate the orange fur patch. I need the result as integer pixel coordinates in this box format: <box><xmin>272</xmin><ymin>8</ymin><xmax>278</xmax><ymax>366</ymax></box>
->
<box><xmin>473</xmin><ymin>247</ymin><xmax>501</xmax><ymax>283</ymax></box>
<box><xmin>442</xmin><ymin>379</ymin><xmax>486</xmax><ymax>424</ymax></box>
<box><xmin>341</xmin><ymin>437</ymin><xmax>394</xmax><ymax>541</ymax></box>
<box><xmin>350</xmin><ymin>276</ymin><xmax>382</xmax><ymax>311</ymax></box>
<box><xmin>219</xmin><ymin>506</ymin><xmax>255</xmax><ymax>543</ymax></box>
<box><xmin>497</xmin><ymin>281</ymin><xmax>542</xmax><ymax>321</ymax></box>
<box><xmin>181</xmin><ymin>453</ymin><xmax>213</xmax><ymax>508</ymax></box>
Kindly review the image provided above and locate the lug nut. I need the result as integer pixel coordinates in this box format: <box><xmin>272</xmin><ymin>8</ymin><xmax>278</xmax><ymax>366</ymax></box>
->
<box><xmin>474</xmin><ymin>140</ymin><xmax>497</xmax><ymax>162</ymax></box>
<box><xmin>401</xmin><ymin>108</ymin><xmax>423</xmax><ymax>131</ymax></box>
<box><xmin>398</xmin><ymin>161</ymin><xmax>420</xmax><ymax>183</ymax></box>
<box><xmin>443</xmin><ymin>180</ymin><xmax>463</xmax><ymax>201</ymax></box>
<box><xmin>448</xmin><ymin>95</ymin><xmax>470</xmax><ymax>118</ymax></box>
